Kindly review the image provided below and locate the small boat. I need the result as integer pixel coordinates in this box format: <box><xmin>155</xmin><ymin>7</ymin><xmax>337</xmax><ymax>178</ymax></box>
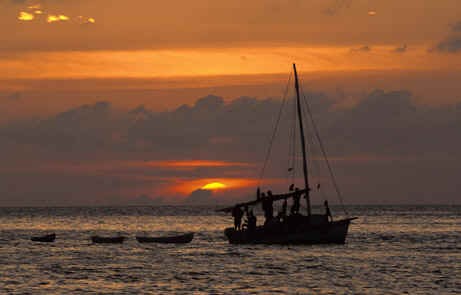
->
<box><xmin>90</xmin><ymin>235</ymin><xmax>125</xmax><ymax>244</ymax></box>
<box><xmin>136</xmin><ymin>232</ymin><xmax>194</xmax><ymax>244</ymax></box>
<box><xmin>31</xmin><ymin>233</ymin><xmax>56</xmax><ymax>243</ymax></box>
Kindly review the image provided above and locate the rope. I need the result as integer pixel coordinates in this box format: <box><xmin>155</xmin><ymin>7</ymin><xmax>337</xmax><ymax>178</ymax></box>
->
<box><xmin>299</xmin><ymin>81</ymin><xmax>349</xmax><ymax>216</ymax></box>
<box><xmin>288</xmin><ymin>90</ymin><xmax>297</xmax><ymax>186</ymax></box>
<box><xmin>258</xmin><ymin>73</ymin><xmax>292</xmax><ymax>186</ymax></box>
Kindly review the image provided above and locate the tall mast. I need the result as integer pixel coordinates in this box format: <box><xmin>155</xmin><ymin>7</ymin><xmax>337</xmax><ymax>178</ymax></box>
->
<box><xmin>293</xmin><ymin>63</ymin><xmax>311</xmax><ymax>216</ymax></box>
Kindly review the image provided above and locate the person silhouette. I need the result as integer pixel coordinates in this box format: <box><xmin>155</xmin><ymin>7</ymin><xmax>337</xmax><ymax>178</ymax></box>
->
<box><xmin>324</xmin><ymin>200</ymin><xmax>333</xmax><ymax>222</ymax></box>
<box><xmin>262</xmin><ymin>190</ymin><xmax>274</xmax><ymax>225</ymax></box>
<box><xmin>232</xmin><ymin>206</ymin><xmax>244</xmax><ymax>230</ymax></box>
<box><xmin>291</xmin><ymin>187</ymin><xmax>300</xmax><ymax>215</ymax></box>
<box><xmin>248</xmin><ymin>209</ymin><xmax>257</xmax><ymax>232</ymax></box>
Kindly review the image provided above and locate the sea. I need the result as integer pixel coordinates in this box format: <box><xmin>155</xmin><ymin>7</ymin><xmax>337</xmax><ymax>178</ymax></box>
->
<box><xmin>0</xmin><ymin>205</ymin><xmax>459</xmax><ymax>294</ymax></box>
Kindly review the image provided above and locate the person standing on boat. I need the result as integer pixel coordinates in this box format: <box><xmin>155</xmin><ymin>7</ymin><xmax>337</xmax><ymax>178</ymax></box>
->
<box><xmin>232</xmin><ymin>205</ymin><xmax>244</xmax><ymax>230</ymax></box>
<box><xmin>247</xmin><ymin>209</ymin><xmax>257</xmax><ymax>232</ymax></box>
<box><xmin>260</xmin><ymin>192</ymin><xmax>266</xmax><ymax>214</ymax></box>
<box><xmin>262</xmin><ymin>190</ymin><xmax>274</xmax><ymax>225</ymax></box>
<box><xmin>324</xmin><ymin>200</ymin><xmax>333</xmax><ymax>222</ymax></box>
<box><xmin>267</xmin><ymin>190</ymin><xmax>274</xmax><ymax>217</ymax></box>
<box><xmin>291</xmin><ymin>187</ymin><xmax>301</xmax><ymax>215</ymax></box>
<box><xmin>277</xmin><ymin>198</ymin><xmax>288</xmax><ymax>221</ymax></box>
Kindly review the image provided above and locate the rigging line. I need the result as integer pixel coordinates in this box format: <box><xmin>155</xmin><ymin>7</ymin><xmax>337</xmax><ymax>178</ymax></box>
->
<box><xmin>288</xmin><ymin>91</ymin><xmax>297</xmax><ymax>186</ymax></box>
<box><xmin>299</xmin><ymin>93</ymin><xmax>325</xmax><ymax>209</ymax></box>
<box><xmin>302</xmin><ymin>103</ymin><xmax>322</xmax><ymax>191</ymax></box>
<box><xmin>299</xmin><ymin>82</ymin><xmax>349</xmax><ymax>216</ymax></box>
<box><xmin>287</xmin><ymin>91</ymin><xmax>294</xmax><ymax>186</ymax></box>
<box><xmin>292</xmin><ymin>90</ymin><xmax>298</xmax><ymax>185</ymax></box>
<box><xmin>258</xmin><ymin>72</ymin><xmax>292</xmax><ymax>186</ymax></box>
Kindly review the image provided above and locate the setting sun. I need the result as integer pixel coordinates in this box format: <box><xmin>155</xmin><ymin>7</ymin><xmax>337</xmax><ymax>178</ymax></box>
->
<box><xmin>201</xmin><ymin>182</ymin><xmax>227</xmax><ymax>190</ymax></box>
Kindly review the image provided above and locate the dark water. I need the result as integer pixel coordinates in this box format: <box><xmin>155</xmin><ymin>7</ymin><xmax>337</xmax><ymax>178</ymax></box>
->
<box><xmin>0</xmin><ymin>205</ymin><xmax>459</xmax><ymax>294</ymax></box>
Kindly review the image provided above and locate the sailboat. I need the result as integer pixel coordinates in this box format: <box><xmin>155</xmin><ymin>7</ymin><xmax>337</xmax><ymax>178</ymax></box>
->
<box><xmin>219</xmin><ymin>64</ymin><xmax>356</xmax><ymax>245</ymax></box>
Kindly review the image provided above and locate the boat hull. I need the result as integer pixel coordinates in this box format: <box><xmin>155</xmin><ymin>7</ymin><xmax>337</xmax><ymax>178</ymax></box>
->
<box><xmin>91</xmin><ymin>236</ymin><xmax>125</xmax><ymax>244</ymax></box>
<box><xmin>31</xmin><ymin>233</ymin><xmax>56</xmax><ymax>243</ymax></box>
<box><xmin>225</xmin><ymin>217</ymin><xmax>355</xmax><ymax>245</ymax></box>
<box><xmin>136</xmin><ymin>232</ymin><xmax>194</xmax><ymax>244</ymax></box>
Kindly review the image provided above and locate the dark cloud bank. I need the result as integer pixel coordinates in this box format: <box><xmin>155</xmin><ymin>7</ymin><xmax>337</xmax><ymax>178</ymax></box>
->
<box><xmin>1</xmin><ymin>90</ymin><xmax>460</xmax><ymax>206</ymax></box>
<box><xmin>432</xmin><ymin>20</ymin><xmax>461</xmax><ymax>53</ymax></box>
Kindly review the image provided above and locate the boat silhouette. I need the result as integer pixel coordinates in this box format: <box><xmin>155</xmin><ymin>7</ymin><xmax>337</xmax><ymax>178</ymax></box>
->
<box><xmin>31</xmin><ymin>233</ymin><xmax>56</xmax><ymax>243</ymax></box>
<box><xmin>219</xmin><ymin>64</ymin><xmax>357</xmax><ymax>245</ymax></box>
<box><xmin>136</xmin><ymin>232</ymin><xmax>194</xmax><ymax>244</ymax></box>
<box><xmin>91</xmin><ymin>235</ymin><xmax>125</xmax><ymax>244</ymax></box>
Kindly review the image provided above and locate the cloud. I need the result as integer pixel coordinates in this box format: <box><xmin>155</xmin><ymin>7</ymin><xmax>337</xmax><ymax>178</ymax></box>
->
<box><xmin>393</xmin><ymin>44</ymin><xmax>407</xmax><ymax>53</ymax></box>
<box><xmin>183</xmin><ymin>189</ymin><xmax>214</xmax><ymax>205</ymax></box>
<box><xmin>1</xmin><ymin>92</ymin><xmax>461</xmax><ymax>205</ymax></box>
<box><xmin>12</xmin><ymin>1</ymin><xmax>95</xmax><ymax>25</ymax></box>
<box><xmin>3</xmin><ymin>91</ymin><xmax>460</xmax><ymax>159</ymax></box>
<box><xmin>322</xmin><ymin>0</ymin><xmax>352</xmax><ymax>16</ymax></box>
<box><xmin>451</xmin><ymin>21</ymin><xmax>461</xmax><ymax>32</ymax></box>
<box><xmin>431</xmin><ymin>20</ymin><xmax>461</xmax><ymax>53</ymax></box>
<box><xmin>78</xmin><ymin>16</ymin><xmax>95</xmax><ymax>25</ymax></box>
<box><xmin>1</xmin><ymin>91</ymin><xmax>21</xmax><ymax>101</ymax></box>
<box><xmin>18</xmin><ymin>11</ymin><xmax>34</xmax><ymax>21</ymax></box>
<box><xmin>9</xmin><ymin>0</ymin><xmax>27</xmax><ymax>4</ymax></box>
<box><xmin>433</xmin><ymin>36</ymin><xmax>461</xmax><ymax>53</ymax></box>
<box><xmin>47</xmin><ymin>14</ymin><xmax>69</xmax><ymax>23</ymax></box>
<box><xmin>350</xmin><ymin>45</ymin><xmax>371</xmax><ymax>53</ymax></box>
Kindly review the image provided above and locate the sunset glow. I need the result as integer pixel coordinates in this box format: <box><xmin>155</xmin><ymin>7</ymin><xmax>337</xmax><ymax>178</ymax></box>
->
<box><xmin>18</xmin><ymin>12</ymin><xmax>34</xmax><ymax>21</ymax></box>
<box><xmin>2</xmin><ymin>46</ymin><xmax>461</xmax><ymax>80</ymax></box>
<box><xmin>47</xmin><ymin>15</ymin><xmax>70</xmax><ymax>23</ymax></box>
<box><xmin>201</xmin><ymin>182</ymin><xmax>227</xmax><ymax>190</ymax></box>
<box><xmin>144</xmin><ymin>160</ymin><xmax>250</xmax><ymax>168</ymax></box>
<box><xmin>172</xmin><ymin>178</ymin><xmax>258</xmax><ymax>195</ymax></box>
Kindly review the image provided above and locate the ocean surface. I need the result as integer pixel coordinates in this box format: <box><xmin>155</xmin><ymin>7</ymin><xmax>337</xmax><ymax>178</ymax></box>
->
<box><xmin>0</xmin><ymin>205</ymin><xmax>459</xmax><ymax>294</ymax></box>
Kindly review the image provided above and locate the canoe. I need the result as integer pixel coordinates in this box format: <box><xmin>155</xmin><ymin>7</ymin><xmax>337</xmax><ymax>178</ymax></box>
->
<box><xmin>31</xmin><ymin>233</ymin><xmax>56</xmax><ymax>243</ymax></box>
<box><xmin>136</xmin><ymin>232</ymin><xmax>194</xmax><ymax>244</ymax></box>
<box><xmin>91</xmin><ymin>235</ymin><xmax>125</xmax><ymax>244</ymax></box>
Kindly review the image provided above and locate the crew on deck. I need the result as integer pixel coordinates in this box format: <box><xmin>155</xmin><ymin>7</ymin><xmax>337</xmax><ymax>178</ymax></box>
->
<box><xmin>291</xmin><ymin>187</ymin><xmax>301</xmax><ymax>215</ymax></box>
<box><xmin>232</xmin><ymin>205</ymin><xmax>244</xmax><ymax>230</ymax></box>
<box><xmin>247</xmin><ymin>209</ymin><xmax>257</xmax><ymax>232</ymax></box>
<box><xmin>324</xmin><ymin>200</ymin><xmax>333</xmax><ymax>222</ymax></box>
<box><xmin>277</xmin><ymin>199</ymin><xmax>288</xmax><ymax>221</ymax></box>
<box><xmin>262</xmin><ymin>190</ymin><xmax>274</xmax><ymax>225</ymax></box>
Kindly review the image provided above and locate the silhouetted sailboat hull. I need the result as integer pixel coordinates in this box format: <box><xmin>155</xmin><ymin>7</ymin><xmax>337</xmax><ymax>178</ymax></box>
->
<box><xmin>225</xmin><ymin>217</ymin><xmax>355</xmax><ymax>245</ymax></box>
<box><xmin>136</xmin><ymin>232</ymin><xmax>194</xmax><ymax>244</ymax></box>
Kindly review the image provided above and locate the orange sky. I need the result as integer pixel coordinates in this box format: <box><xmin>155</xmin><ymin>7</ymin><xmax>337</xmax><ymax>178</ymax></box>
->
<box><xmin>2</xmin><ymin>46</ymin><xmax>461</xmax><ymax>80</ymax></box>
<box><xmin>2</xmin><ymin>0</ymin><xmax>461</xmax><ymax>80</ymax></box>
<box><xmin>1</xmin><ymin>0</ymin><xmax>460</xmax><ymax>118</ymax></box>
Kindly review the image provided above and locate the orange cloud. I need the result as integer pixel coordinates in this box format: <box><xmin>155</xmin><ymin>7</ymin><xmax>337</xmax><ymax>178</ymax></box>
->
<box><xmin>27</xmin><ymin>4</ymin><xmax>42</xmax><ymax>10</ymax></box>
<box><xmin>18</xmin><ymin>12</ymin><xmax>34</xmax><ymax>21</ymax></box>
<box><xmin>144</xmin><ymin>160</ymin><xmax>251</xmax><ymax>168</ymax></box>
<box><xmin>77</xmin><ymin>16</ymin><xmax>96</xmax><ymax>25</ymax></box>
<box><xmin>47</xmin><ymin>15</ymin><xmax>69</xmax><ymax>23</ymax></box>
